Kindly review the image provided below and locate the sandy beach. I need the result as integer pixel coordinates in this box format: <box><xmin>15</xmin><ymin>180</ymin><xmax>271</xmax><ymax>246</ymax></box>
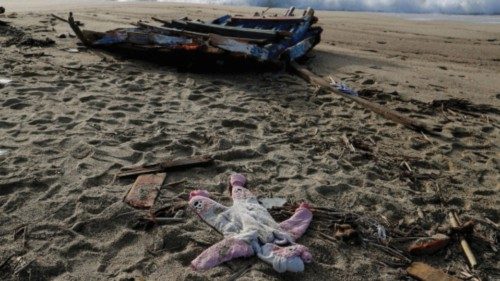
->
<box><xmin>0</xmin><ymin>1</ymin><xmax>499</xmax><ymax>280</ymax></box>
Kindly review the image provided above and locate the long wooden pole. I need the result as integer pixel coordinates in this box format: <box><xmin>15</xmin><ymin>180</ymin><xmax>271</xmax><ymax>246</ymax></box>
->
<box><xmin>289</xmin><ymin>61</ymin><xmax>442</xmax><ymax>136</ymax></box>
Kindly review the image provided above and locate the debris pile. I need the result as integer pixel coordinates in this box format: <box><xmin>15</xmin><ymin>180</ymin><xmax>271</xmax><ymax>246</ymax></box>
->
<box><xmin>64</xmin><ymin>7</ymin><xmax>322</xmax><ymax>69</ymax></box>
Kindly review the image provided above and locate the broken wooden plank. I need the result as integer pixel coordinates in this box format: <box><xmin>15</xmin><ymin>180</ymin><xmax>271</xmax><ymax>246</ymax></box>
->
<box><xmin>124</xmin><ymin>173</ymin><xmax>166</xmax><ymax>209</ymax></box>
<box><xmin>209</xmin><ymin>34</ymin><xmax>269</xmax><ymax>61</ymax></box>
<box><xmin>68</xmin><ymin>12</ymin><xmax>91</xmax><ymax>46</ymax></box>
<box><xmin>408</xmin><ymin>234</ymin><xmax>450</xmax><ymax>255</ymax></box>
<box><xmin>118</xmin><ymin>155</ymin><xmax>213</xmax><ymax>178</ymax></box>
<box><xmin>51</xmin><ymin>13</ymin><xmax>68</xmax><ymax>23</ymax></box>
<box><xmin>283</xmin><ymin>35</ymin><xmax>319</xmax><ymax>60</ymax></box>
<box><xmin>138</xmin><ymin>22</ymin><xmax>269</xmax><ymax>44</ymax></box>
<box><xmin>284</xmin><ymin>6</ymin><xmax>296</xmax><ymax>17</ymax></box>
<box><xmin>289</xmin><ymin>61</ymin><xmax>444</xmax><ymax>137</ymax></box>
<box><xmin>449</xmin><ymin>212</ymin><xmax>478</xmax><ymax>268</ymax></box>
<box><xmin>230</xmin><ymin>16</ymin><xmax>304</xmax><ymax>23</ymax></box>
<box><xmin>407</xmin><ymin>262</ymin><xmax>461</xmax><ymax>281</ymax></box>
<box><xmin>166</xmin><ymin>20</ymin><xmax>290</xmax><ymax>40</ymax></box>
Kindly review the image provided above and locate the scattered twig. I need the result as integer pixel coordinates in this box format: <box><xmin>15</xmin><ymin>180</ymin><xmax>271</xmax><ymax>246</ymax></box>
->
<box><xmin>14</xmin><ymin>259</ymin><xmax>35</xmax><ymax>275</ymax></box>
<box><xmin>367</xmin><ymin>241</ymin><xmax>411</xmax><ymax>264</ymax></box>
<box><xmin>150</xmin><ymin>217</ymin><xmax>184</xmax><ymax>223</ymax></box>
<box><xmin>449</xmin><ymin>212</ymin><xmax>477</xmax><ymax>268</ymax></box>
<box><xmin>163</xmin><ymin>179</ymin><xmax>187</xmax><ymax>188</ymax></box>
<box><xmin>402</xmin><ymin>161</ymin><xmax>412</xmax><ymax>172</ymax></box>
<box><xmin>227</xmin><ymin>262</ymin><xmax>254</xmax><ymax>281</ymax></box>
<box><xmin>341</xmin><ymin>133</ymin><xmax>356</xmax><ymax>152</ymax></box>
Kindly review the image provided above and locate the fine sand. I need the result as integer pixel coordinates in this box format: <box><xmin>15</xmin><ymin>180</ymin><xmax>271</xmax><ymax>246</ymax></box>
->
<box><xmin>0</xmin><ymin>1</ymin><xmax>499</xmax><ymax>280</ymax></box>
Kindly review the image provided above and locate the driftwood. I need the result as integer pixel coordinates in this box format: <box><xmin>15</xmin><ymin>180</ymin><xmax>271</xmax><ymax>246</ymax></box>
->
<box><xmin>407</xmin><ymin>262</ymin><xmax>461</xmax><ymax>281</ymax></box>
<box><xmin>289</xmin><ymin>62</ymin><xmax>443</xmax><ymax>136</ymax></box>
<box><xmin>449</xmin><ymin>212</ymin><xmax>478</xmax><ymax>268</ymax></box>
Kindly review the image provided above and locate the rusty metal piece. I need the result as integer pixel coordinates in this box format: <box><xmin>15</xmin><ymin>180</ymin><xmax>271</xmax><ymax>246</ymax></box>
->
<box><xmin>407</xmin><ymin>262</ymin><xmax>461</xmax><ymax>281</ymax></box>
<box><xmin>124</xmin><ymin>173</ymin><xmax>166</xmax><ymax>209</ymax></box>
<box><xmin>408</xmin><ymin>234</ymin><xmax>450</xmax><ymax>255</ymax></box>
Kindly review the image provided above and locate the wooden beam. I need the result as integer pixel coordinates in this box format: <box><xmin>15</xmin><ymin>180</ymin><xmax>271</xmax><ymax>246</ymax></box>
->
<box><xmin>407</xmin><ymin>262</ymin><xmax>460</xmax><ymax>281</ymax></box>
<box><xmin>166</xmin><ymin>20</ymin><xmax>290</xmax><ymax>40</ymax></box>
<box><xmin>138</xmin><ymin>22</ymin><xmax>269</xmax><ymax>44</ymax></box>
<box><xmin>289</xmin><ymin>62</ymin><xmax>443</xmax><ymax>136</ymax></box>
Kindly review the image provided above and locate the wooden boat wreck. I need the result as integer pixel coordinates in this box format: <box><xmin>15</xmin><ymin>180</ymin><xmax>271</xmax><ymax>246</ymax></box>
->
<box><xmin>68</xmin><ymin>7</ymin><xmax>322</xmax><ymax>70</ymax></box>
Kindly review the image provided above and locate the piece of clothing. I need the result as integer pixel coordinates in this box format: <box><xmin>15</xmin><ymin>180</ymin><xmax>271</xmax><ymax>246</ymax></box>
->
<box><xmin>188</xmin><ymin>173</ymin><xmax>313</xmax><ymax>273</ymax></box>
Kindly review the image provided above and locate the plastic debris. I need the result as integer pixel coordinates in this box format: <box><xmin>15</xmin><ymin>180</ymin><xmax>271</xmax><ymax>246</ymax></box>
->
<box><xmin>0</xmin><ymin>78</ymin><xmax>12</xmax><ymax>84</ymax></box>
<box><xmin>258</xmin><ymin>197</ymin><xmax>287</xmax><ymax>209</ymax></box>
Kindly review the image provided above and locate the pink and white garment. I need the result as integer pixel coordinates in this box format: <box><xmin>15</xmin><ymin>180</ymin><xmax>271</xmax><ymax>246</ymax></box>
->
<box><xmin>188</xmin><ymin>173</ymin><xmax>313</xmax><ymax>273</ymax></box>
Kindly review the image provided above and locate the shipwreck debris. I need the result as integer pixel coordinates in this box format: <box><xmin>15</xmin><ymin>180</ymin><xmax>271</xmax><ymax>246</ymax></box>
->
<box><xmin>123</xmin><ymin>173</ymin><xmax>166</xmax><ymax>209</ymax></box>
<box><xmin>289</xmin><ymin>61</ymin><xmax>445</xmax><ymax>137</ymax></box>
<box><xmin>67</xmin><ymin>7</ymin><xmax>322</xmax><ymax>70</ymax></box>
<box><xmin>406</xmin><ymin>262</ymin><xmax>461</xmax><ymax>281</ymax></box>
<box><xmin>449</xmin><ymin>212</ymin><xmax>478</xmax><ymax>268</ymax></box>
<box><xmin>408</xmin><ymin>234</ymin><xmax>450</xmax><ymax>255</ymax></box>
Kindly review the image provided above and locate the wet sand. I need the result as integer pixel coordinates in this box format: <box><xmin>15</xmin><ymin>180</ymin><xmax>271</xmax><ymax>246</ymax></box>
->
<box><xmin>0</xmin><ymin>1</ymin><xmax>499</xmax><ymax>280</ymax></box>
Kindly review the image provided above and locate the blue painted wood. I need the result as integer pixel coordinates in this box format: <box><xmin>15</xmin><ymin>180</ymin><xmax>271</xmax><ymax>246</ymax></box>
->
<box><xmin>94</xmin><ymin>28</ymin><xmax>193</xmax><ymax>46</ymax></box>
<box><xmin>210</xmin><ymin>34</ymin><xmax>269</xmax><ymax>61</ymax></box>
<box><xmin>91</xmin><ymin>6</ymin><xmax>322</xmax><ymax>63</ymax></box>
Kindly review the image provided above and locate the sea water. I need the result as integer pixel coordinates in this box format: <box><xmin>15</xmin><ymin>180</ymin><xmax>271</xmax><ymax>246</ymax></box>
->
<box><xmin>114</xmin><ymin>0</ymin><xmax>500</xmax><ymax>15</ymax></box>
<box><xmin>113</xmin><ymin>0</ymin><xmax>500</xmax><ymax>24</ymax></box>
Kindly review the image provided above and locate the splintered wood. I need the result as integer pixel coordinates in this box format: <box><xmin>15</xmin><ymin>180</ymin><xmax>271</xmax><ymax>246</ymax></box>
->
<box><xmin>124</xmin><ymin>173</ymin><xmax>166</xmax><ymax>209</ymax></box>
<box><xmin>407</xmin><ymin>262</ymin><xmax>461</xmax><ymax>281</ymax></box>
